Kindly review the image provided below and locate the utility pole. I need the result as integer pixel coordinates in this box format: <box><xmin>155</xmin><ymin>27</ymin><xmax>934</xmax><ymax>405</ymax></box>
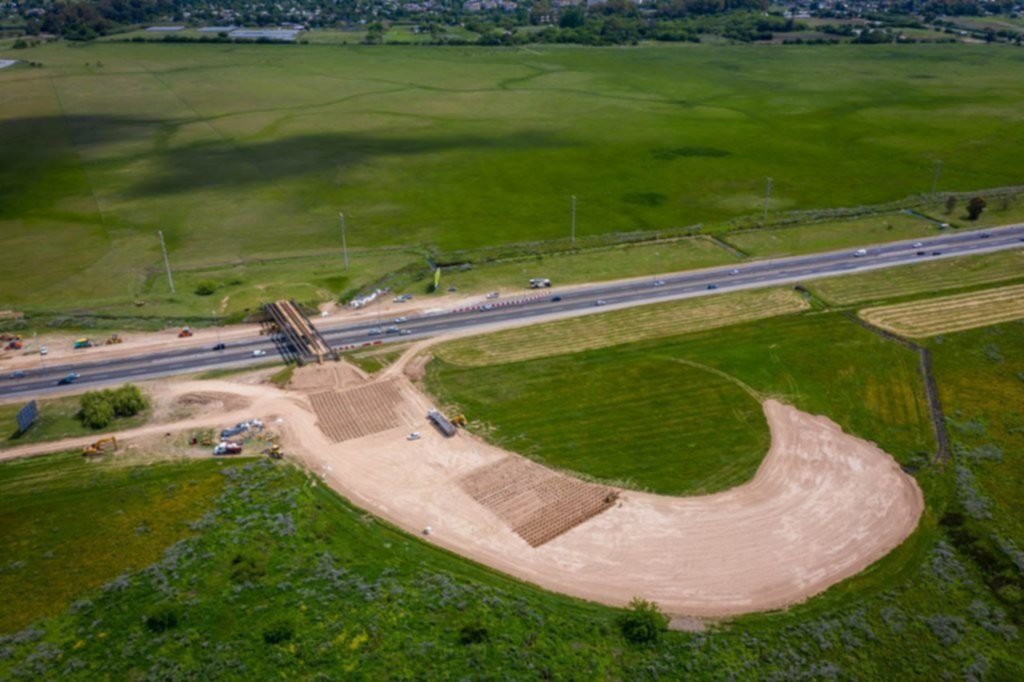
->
<box><xmin>763</xmin><ymin>177</ymin><xmax>773</xmax><ymax>222</ymax></box>
<box><xmin>570</xmin><ymin>195</ymin><xmax>576</xmax><ymax>243</ymax></box>
<box><xmin>931</xmin><ymin>160</ymin><xmax>942</xmax><ymax>194</ymax></box>
<box><xmin>339</xmin><ymin>212</ymin><xmax>349</xmax><ymax>269</ymax></box>
<box><xmin>158</xmin><ymin>230</ymin><xmax>175</xmax><ymax>294</ymax></box>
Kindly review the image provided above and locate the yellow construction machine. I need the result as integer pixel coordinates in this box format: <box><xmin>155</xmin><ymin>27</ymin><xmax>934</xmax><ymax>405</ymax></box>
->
<box><xmin>82</xmin><ymin>436</ymin><xmax>117</xmax><ymax>457</ymax></box>
<box><xmin>450</xmin><ymin>414</ymin><xmax>467</xmax><ymax>427</ymax></box>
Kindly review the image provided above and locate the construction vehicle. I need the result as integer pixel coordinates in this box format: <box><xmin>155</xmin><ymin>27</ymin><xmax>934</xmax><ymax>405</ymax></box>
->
<box><xmin>73</xmin><ymin>338</ymin><xmax>94</xmax><ymax>349</ymax></box>
<box><xmin>82</xmin><ymin>436</ymin><xmax>117</xmax><ymax>457</ymax></box>
<box><xmin>105</xmin><ymin>334</ymin><xmax>122</xmax><ymax>345</ymax></box>
<box><xmin>262</xmin><ymin>444</ymin><xmax>283</xmax><ymax>460</ymax></box>
<box><xmin>220</xmin><ymin>419</ymin><xmax>263</xmax><ymax>441</ymax></box>
<box><xmin>178</xmin><ymin>326</ymin><xmax>194</xmax><ymax>338</ymax></box>
<box><xmin>213</xmin><ymin>441</ymin><xmax>243</xmax><ymax>455</ymax></box>
<box><xmin>450</xmin><ymin>414</ymin><xmax>467</xmax><ymax>427</ymax></box>
<box><xmin>5</xmin><ymin>340</ymin><xmax>22</xmax><ymax>351</ymax></box>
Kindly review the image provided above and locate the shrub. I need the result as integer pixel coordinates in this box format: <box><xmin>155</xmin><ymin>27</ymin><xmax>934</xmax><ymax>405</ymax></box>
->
<box><xmin>262</xmin><ymin>620</ymin><xmax>294</xmax><ymax>644</ymax></box>
<box><xmin>79</xmin><ymin>391</ymin><xmax>115</xmax><ymax>428</ymax></box>
<box><xmin>78</xmin><ymin>384</ymin><xmax>147</xmax><ymax>429</ymax></box>
<box><xmin>458</xmin><ymin>623</ymin><xmax>489</xmax><ymax>645</ymax></box>
<box><xmin>111</xmin><ymin>384</ymin><xmax>147</xmax><ymax>418</ymax></box>
<box><xmin>194</xmin><ymin>280</ymin><xmax>217</xmax><ymax>296</ymax></box>
<box><xmin>144</xmin><ymin>605</ymin><xmax>179</xmax><ymax>633</ymax></box>
<box><xmin>617</xmin><ymin>598</ymin><xmax>669</xmax><ymax>645</ymax></box>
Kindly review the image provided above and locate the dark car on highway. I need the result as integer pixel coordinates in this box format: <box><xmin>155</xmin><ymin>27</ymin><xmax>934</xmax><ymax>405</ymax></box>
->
<box><xmin>58</xmin><ymin>372</ymin><xmax>81</xmax><ymax>386</ymax></box>
<box><xmin>8</xmin><ymin>370</ymin><xmax>25</xmax><ymax>380</ymax></box>
<box><xmin>212</xmin><ymin>343</ymin><xmax>226</xmax><ymax>351</ymax></box>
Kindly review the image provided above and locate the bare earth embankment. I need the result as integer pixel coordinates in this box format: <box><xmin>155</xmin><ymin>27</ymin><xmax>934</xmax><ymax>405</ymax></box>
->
<box><xmin>6</xmin><ymin>352</ymin><xmax>922</xmax><ymax>617</ymax></box>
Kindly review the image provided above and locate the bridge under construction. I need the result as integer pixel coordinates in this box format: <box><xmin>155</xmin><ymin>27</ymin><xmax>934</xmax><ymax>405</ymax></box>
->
<box><xmin>263</xmin><ymin>300</ymin><xmax>337</xmax><ymax>363</ymax></box>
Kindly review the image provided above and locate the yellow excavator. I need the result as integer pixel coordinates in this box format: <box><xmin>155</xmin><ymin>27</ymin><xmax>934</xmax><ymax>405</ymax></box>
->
<box><xmin>82</xmin><ymin>436</ymin><xmax>117</xmax><ymax>457</ymax></box>
<box><xmin>450</xmin><ymin>414</ymin><xmax>467</xmax><ymax>427</ymax></box>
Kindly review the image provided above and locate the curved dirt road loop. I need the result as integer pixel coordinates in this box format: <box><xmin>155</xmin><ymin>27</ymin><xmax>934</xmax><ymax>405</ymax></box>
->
<box><xmin>290</xmin><ymin>371</ymin><xmax>924</xmax><ymax>617</ymax></box>
<box><xmin>1</xmin><ymin>369</ymin><xmax>924</xmax><ymax>617</ymax></box>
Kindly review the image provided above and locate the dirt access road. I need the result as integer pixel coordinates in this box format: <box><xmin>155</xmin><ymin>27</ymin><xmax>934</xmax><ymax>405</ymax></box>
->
<box><xmin>4</xmin><ymin>354</ymin><xmax>924</xmax><ymax>618</ymax></box>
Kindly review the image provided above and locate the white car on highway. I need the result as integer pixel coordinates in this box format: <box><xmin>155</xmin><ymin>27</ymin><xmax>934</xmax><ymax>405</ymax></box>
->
<box><xmin>252</xmin><ymin>349</ymin><xmax>267</xmax><ymax>357</ymax></box>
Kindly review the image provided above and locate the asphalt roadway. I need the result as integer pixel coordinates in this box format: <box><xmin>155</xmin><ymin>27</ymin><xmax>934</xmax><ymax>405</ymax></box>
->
<box><xmin>3</xmin><ymin>224</ymin><xmax>1023</xmax><ymax>400</ymax></box>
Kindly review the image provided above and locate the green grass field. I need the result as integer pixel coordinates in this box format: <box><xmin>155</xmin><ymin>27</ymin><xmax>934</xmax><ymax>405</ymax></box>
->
<box><xmin>930</xmin><ymin>321</ymin><xmax>1024</xmax><ymax>545</ymax></box>
<box><xmin>3</xmin><ymin>42</ymin><xmax>1024</xmax><ymax>321</ymax></box>
<box><xmin>2</xmin><ymin>440</ymin><xmax>1021</xmax><ymax>678</ymax></box>
<box><xmin>0</xmin><ymin>451</ymin><xmax>224</xmax><ymax>632</ymax></box>
<box><xmin>429</xmin><ymin>312</ymin><xmax>934</xmax><ymax>492</ymax></box>
<box><xmin>434</xmin><ymin>287</ymin><xmax>809</xmax><ymax>366</ymax></box>
<box><xmin>428</xmin><ymin>352</ymin><xmax>769</xmax><ymax>495</ymax></box>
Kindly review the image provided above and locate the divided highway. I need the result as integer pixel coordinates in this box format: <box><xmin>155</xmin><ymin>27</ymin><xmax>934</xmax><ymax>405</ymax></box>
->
<box><xmin>3</xmin><ymin>224</ymin><xmax>1023</xmax><ymax>400</ymax></box>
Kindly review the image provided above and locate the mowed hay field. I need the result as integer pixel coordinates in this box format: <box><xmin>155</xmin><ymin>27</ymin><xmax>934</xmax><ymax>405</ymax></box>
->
<box><xmin>808</xmin><ymin>248</ymin><xmax>1024</xmax><ymax>306</ymax></box>
<box><xmin>429</xmin><ymin>353</ymin><xmax>769</xmax><ymax>495</ymax></box>
<box><xmin>435</xmin><ymin>287</ymin><xmax>809</xmax><ymax>366</ymax></box>
<box><xmin>428</xmin><ymin>312</ymin><xmax>935</xmax><ymax>495</ymax></box>
<box><xmin>861</xmin><ymin>283</ymin><xmax>1024</xmax><ymax>338</ymax></box>
<box><xmin>3</xmin><ymin>43</ymin><xmax>1024</xmax><ymax>316</ymax></box>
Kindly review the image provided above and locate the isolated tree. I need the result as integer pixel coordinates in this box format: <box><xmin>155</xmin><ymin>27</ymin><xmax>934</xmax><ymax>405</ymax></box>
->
<box><xmin>944</xmin><ymin>195</ymin><xmax>957</xmax><ymax>215</ymax></box>
<box><xmin>966</xmin><ymin>196</ymin><xmax>987</xmax><ymax>221</ymax></box>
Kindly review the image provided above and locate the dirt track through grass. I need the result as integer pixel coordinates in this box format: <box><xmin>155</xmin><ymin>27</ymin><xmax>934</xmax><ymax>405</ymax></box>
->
<box><xmin>860</xmin><ymin>283</ymin><xmax>1024</xmax><ymax>337</ymax></box>
<box><xmin>435</xmin><ymin>288</ymin><xmax>809</xmax><ymax>366</ymax></box>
